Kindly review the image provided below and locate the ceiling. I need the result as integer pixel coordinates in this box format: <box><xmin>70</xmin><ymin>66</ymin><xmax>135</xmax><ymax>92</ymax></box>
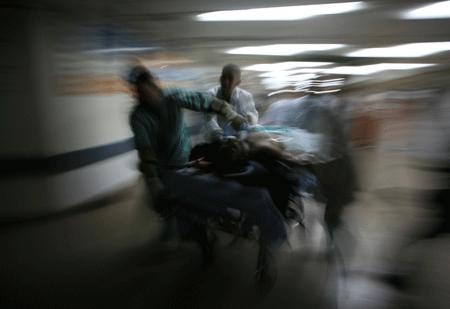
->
<box><xmin>7</xmin><ymin>0</ymin><xmax>450</xmax><ymax>92</ymax></box>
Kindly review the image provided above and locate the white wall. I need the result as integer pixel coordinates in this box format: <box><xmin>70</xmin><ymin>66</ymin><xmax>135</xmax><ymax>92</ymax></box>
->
<box><xmin>0</xmin><ymin>153</ymin><xmax>139</xmax><ymax>219</ymax></box>
<box><xmin>0</xmin><ymin>9</ymin><xmax>140</xmax><ymax>219</ymax></box>
<box><xmin>41</xmin><ymin>94</ymin><xmax>134</xmax><ymax>154</ymax></box>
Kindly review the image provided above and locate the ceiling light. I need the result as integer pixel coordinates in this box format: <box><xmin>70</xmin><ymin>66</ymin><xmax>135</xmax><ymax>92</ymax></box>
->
<box><xmin>259</xmin><ymin>68</ymin><xmax>327</xmax><ymax>77</ymax></box>
<box><xmin>310</xmin><ymin>79</ymin><xmax>346</xmax><ymax>87</ymax></box>
<box><xmin>196</xmin><ymin>2</ymin><xmax>364</xmax><ymax>21</ymax></box>
<box><xmin>260</xmin><ymin>63</ymin><xmax>433</xmax><ymax>77</ymax></box>
<box><xmin>403</xmin><ymin>1</ymin><xmax>450</xmax><ymax>19</ymax></box>
<box><xmin>268</xmin><ymin>89</ymin><xmax>305</xmax><ymax>97</ymax></box>
<box><xmin>227</xmin><ymin>44</ymin><xmax>345</xmax><ymax>56</ymax></box>
<box><xmin>263</xmin><ymin>74</ymin><xmax>318</xmax><ymax>83</ymax></box>
<box><xmin>325</xmin><ymin>65</ymin><xmax>381</xmax><ymax>75</ymax></box>
<box><xmin>244</xmin><ymin>62</ymin><xmax>333</xmax><ymax>71</ymax></box>
<box><xmin>324</xmin><ymin>63</ymin><xmax>434</xmax><ymax>75</ymax></box>
<box><xmin>262</xmin><ymin>74</ymin><xmax>318</xmax><ymax>90</ymax></box>
<box><xmin>378</xmin><ymin>63</ymin><xmax>435</xmax><ymax>70</ymax></box>
<box><xmin>347</xmin><ymin>42</ymin><xmax>450</xmax><ymax>57</ymax></box>
<box><xmin>311</xmin><ymin>89</ymin><xmax>342</xmax><ymax>94</ymax></box>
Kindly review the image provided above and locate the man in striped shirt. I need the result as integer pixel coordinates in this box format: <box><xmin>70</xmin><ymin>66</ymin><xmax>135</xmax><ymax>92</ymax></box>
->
<box><xmin>128</xmin><ymin>65</ymin><xmax>246</xmax><ymax>198</ymax></box>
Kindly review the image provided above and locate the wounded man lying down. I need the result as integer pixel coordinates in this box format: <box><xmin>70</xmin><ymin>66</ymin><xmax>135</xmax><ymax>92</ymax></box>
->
<box><xmin>160</xmin><ymin>133</ymin><xmax>318</xmax><ymax>284</ymax></box>
<box><xmin>160</xmin><ymin>135</ymin><xmax>293</xmax><ymax>254</ymax></box>
<box><xmin>160</xmin><ymin>143</ymin><xmax>288</xmax><ymax>286</ymax></box>
<box><xmin>189</xmin><ymin>132</ymin><xmax>319</xmax><ymax>211</ymax></box>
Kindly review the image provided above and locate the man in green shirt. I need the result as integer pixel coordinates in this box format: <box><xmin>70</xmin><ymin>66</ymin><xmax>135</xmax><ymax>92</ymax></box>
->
<box><xmin>128</xmin><ymin>65</ymin><xmax>246</xmax><ymax>198</ymax></box>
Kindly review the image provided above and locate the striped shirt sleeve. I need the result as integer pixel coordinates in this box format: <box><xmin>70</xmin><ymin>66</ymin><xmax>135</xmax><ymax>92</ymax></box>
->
<box><xmin>165</xmin><ymin>88</ymin><xmax>213</xmax><ymax>112</ymax></box>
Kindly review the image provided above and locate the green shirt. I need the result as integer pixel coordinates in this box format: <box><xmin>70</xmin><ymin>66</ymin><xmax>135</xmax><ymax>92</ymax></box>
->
<box><xmin>130</xmin><ymin>88</ymin><xmax>213</xmax><ymax>169</ymax></box>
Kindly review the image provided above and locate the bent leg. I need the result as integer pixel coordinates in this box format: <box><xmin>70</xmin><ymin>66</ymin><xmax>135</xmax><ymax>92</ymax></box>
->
<box><xmin>160</xmin><ymin>170</ymin><xmax>287</xmax><ymax>250</ymax></box>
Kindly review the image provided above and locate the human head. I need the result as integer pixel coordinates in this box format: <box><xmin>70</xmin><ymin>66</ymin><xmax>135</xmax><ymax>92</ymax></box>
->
<box><xmin>127</xmin><ymin>65</ymin><xmax>162</xmax><ymax>108</ymax></box>
<box><xmin>220</xmin><ymin>64</ymin><xmax>241</xmax><ymax>101</ymax></box>
<box><xmin>214</xmin><ymin>138</ymin><xmax>249</xmax><ymax>174</ymax></box>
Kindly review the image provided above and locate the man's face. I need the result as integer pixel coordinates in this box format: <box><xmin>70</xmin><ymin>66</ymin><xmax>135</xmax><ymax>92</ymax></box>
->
<box><xmin>220</xmin><ymin>72</ymin><xmax>241</xmax><ymax>100</ymax></box>
<box><xmin>137</xmin><ymin>80</ymin><xmax>163</xmax><ymax>108</ymax></box>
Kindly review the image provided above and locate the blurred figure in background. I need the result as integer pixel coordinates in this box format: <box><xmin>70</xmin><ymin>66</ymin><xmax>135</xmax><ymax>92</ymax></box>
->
<box><xmin>204</xmin><ymin>64</ymin><xmax>258</xmax><ymax>141</ymax></box>
<box><xmin>385</xmin><ymin>89</ymin><xmax>450</xmax><ymax>294</ymax></box>
<box><xmin>261</xmin><ymin>81</ymin><xmax>358</xmax><ymax>243</ymax></box>
<box><xmin>416</xmin><ymin>89</ymin><xmax>450</xmax><ymax>240</ymax></box>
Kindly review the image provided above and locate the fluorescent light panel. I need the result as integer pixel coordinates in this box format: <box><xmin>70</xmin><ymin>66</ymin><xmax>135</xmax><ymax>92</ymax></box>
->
<box><xmin>259</xmin><ymin>68</ymin><xmax>326</xmax><ymax>78</ymax></box>
<box><xmin>268</xmin><ymin>88</ymin><xmax>342</xmax><ymax>96</ymax></box>
<box><xmin>196</xmin><ymin>2</ymin><xmax>364</xmax><ymax>21</ymax></box>
<box><xmin>268</xmin><ymin>89</ymin><xmax>305</xmax><ymax>97</ymax></box>
<box><xmin>324</xmin><ymin>63</ymin><xmax>434</xmax><ymax>75</ymax></box>
<box><xmin>262</xmin><ymin>74</ymin><xmax>318</xmax><ymax>90</ymax></box>
<box><xmin>347</xmin><ymin>42</ymin><xmax>450</xmax><ymax>57</ymax></box>
<box><xmin>311</xmin><ymin>89</ymin><xmax>342</xmax><ymax>94</ymax></box>
<box><xmin>403</xmin><ymin>1</ymin><xmax>450</xmax><ymax>19</ymax></box>
<box><xmin>259</xmin><ymin>63</ymin><xmax>433</xmax><ymax>77</ymax></box>
<box><xmin>244</xmin><ymin>62</ymin><xmax>333</xmax><ymax>71</ymax></box>
<box><xmin>227</xmin><ymin>44</ymin><xmax>345</xmax><ymax>56</ymax></box>
<box><xmin>262</xmin><ymin>76</ymin><xmax>345</xmax><ymax>91</ymax></box>
<box><xmin>266</xmin><ymin>74</ymin><xmax>317</xmax><ymax>82</ymax></box>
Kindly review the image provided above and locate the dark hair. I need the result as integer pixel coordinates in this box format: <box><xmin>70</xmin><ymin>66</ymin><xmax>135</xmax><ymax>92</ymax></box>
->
<box><xmin>190</xmin><ymin>142</ymin><xmax>222</xmax><ymax>162</ymax></box>
<box><xmin>214</xmin><ymin>139</ymin><xmax>249</xmax><ymax>174</ymax></box>
<box><xmin>190</xmin><ymin>139</ymin><xmax>249</xmax><ymax>174</ymax></box>
<box><xmin>221</xmin><ymin>64</ymin><xmax>241</xmax><ymax>80</ymax></box>
<box><xmin>127</xmin><ymin>65</ymin><xmax>155</xmax><ymax>85</ymax></box>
